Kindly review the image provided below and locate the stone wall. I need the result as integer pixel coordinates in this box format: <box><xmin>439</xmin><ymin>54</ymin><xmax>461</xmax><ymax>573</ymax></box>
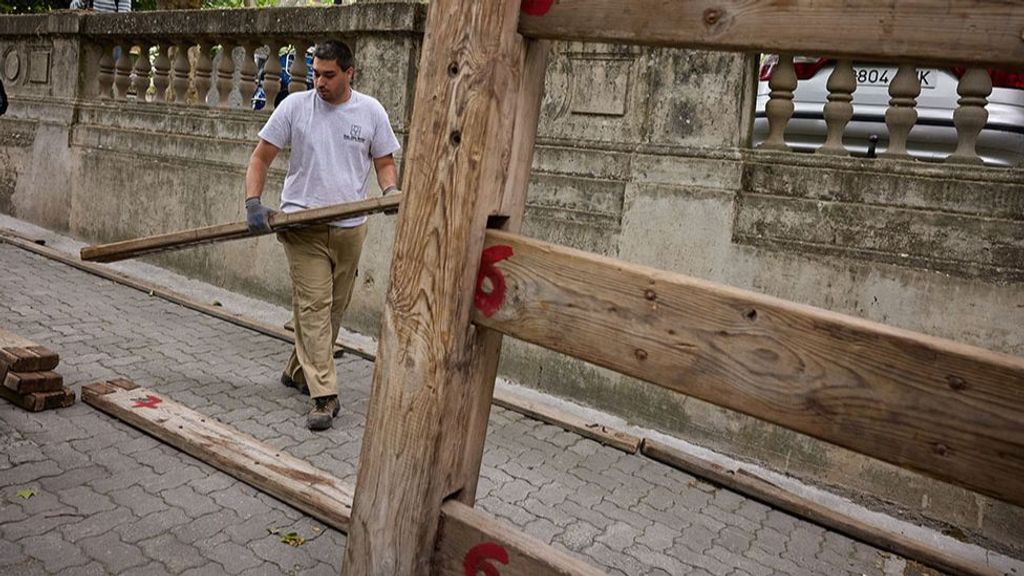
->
<box><xmin>0</xmin><ymin>2</ymin><xmax>1020</xmax><ymax>557</ymax></box>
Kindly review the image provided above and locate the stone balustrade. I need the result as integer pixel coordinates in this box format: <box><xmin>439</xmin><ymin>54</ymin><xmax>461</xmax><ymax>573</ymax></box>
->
<box><xmin>758</xmin><ymin>54</ymin><xmax>1013</xmax><ymax>166</ymax></box>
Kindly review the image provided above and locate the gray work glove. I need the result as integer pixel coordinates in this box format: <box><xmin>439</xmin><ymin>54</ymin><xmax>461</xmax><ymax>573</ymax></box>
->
<box><xmin>245</xmin><ymin>197</ymin><xmax>273</xmax><ymax>234</ymax></box>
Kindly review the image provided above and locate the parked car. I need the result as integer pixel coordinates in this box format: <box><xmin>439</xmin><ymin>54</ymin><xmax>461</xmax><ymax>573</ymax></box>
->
<box><xmin>251</xmin><ymin>48</ymin><xmax>314</xmax><ymax>111</ymax></box>
<box><xmin>753</xmin><ymin>55</ymin><xmax>1024</xmax><ymax>166</ymax></box>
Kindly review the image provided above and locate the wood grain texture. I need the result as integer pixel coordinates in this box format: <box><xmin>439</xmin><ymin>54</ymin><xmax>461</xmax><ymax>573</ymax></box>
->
<box><xmin>518</xmin><ymin>0</ymin><xmax>1024</xmax><ymax>67</ymax></box>
<box><xmin>82</xmin><ymin>381</ymin><xmax>354</xmax><ymax>532</ymax></box>
<box><xmin>0</xmin><ymin>329</ymin><xmax>58</xmax><ymax>373</ymax></box>
<box><xmin>80</xmin><ymin>194</ymin><xmax>401</xmax><ymax>263</ymax></box>
<box><xmin>4</xmin><ymin>371</ymin><xmax>64</xmax><ymax>394</ymax></box>
<box><xmin>342</xmin><ymin>0</ymin><xmax>528</xmax><ymax>573</ymax></box>
<box><xmin>433</xmin><ymin>500</ymin><xmax>607</xmax><ymax>576</ymax></box>
<box><xmin>0</xmin><ymin>386</ymin><xmax>74</xmax><ymax>412</ymax></box>
<box><xmin>473</xmin><ymin>230</ymin><xmax>1024</xmax><ymax>507</ymax></box>
<box><xmin>642</xmin><ymin>440</ymin><xmax>999</xmax><ymax>576</ymax></box>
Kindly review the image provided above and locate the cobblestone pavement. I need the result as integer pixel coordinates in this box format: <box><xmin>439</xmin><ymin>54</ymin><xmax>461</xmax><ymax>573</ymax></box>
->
<box><xmin>0</xmin><ymin>243</ymin><xmax>929</xmax><ymax>575</ymax></box>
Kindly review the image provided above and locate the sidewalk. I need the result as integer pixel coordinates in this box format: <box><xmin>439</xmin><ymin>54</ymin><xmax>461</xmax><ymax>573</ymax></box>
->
<box><xmin>0</xmin><ymin>217</ymin><xmax>1015</xmax><ymax>575</ymax></box>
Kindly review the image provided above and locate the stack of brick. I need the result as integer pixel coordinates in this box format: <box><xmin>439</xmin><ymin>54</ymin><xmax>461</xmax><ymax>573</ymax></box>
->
<box><xmin>0</xmin><ymin>329</ymin><xmax>75</xmax><ymax>412</ymax></box>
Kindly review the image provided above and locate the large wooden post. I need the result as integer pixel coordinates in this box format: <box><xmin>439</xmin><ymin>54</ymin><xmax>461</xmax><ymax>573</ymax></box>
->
<box><xmin>342</xmin><ymin>1</ymin><xmax>537</xmax><ymax>574</ymax></box>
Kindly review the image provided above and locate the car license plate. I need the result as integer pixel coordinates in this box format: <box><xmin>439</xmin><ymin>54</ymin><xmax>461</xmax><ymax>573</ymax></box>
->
<box><xmin>855</xmin><ymin>67</ymin><xmax>936</xmax><ymax>89</ymax></box>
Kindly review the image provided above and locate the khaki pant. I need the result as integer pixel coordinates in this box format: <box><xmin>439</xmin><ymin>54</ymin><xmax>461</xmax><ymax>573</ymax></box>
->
<box><xmin>278</xmin><ymin>224</ymin><xmax>366</xmax><ymax>399</ymax></box>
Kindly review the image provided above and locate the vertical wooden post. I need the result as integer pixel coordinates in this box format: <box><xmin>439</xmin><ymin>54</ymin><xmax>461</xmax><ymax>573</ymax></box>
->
<box><xmin>342</xmin><ymin>0</ymin><xmax>533</xmax><ymax>574</ymax></box>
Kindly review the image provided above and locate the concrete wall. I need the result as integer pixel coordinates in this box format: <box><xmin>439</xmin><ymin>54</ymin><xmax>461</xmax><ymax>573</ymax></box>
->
<box><xmin>0</xmin><ymin>3</ymin><xmax>1020</xmax><ymax>557</ymax></box>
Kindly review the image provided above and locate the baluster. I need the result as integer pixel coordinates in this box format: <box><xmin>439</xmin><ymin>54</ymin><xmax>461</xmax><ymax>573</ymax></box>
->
<box><xmin>216</xmin><ymin>41</ymin><xmax>236</xmax><ymax>109</ymax></box>
<box><xmin>97</xmin><ymin>43</ymin><xmax>115</xmax><ymax>100</ymax></box>
<box><xmin>239</xmin><ymin>42</ymin><xmax>259</xmax><ymax>110</ymax></box>
<box><xmin>131</xmin><ymin>42</ymin><xmax>152</xmax><ymax>103</ymax></box>
<box><xmin>881</xmin><ymin>64</ymin><xmax>921</xmax><ymax>159</ymax></box>
<box><xmin>759</xmin><ymin>54</ymin><xmax>796</xmax><ymax>151</ymax></box>
<box><xmin>171</xmin><ymin>43</ymin><xmax>191</xmax><ymax>105</ymax></box>
<box><xmin>263</xmin><ymin>41</ymin><xmax>283</xmax><ymax>111</ymax></box>
<box><xmin>113</xmin><ymin>43</ymin><xmax>133</xmax><ymax>100</ymax></box>
<box><xmin>194</xmin><ymin>42</ymin><xmax>214</xmax><ymax>107</ymax></box>
<box><xmin>288</xmin><ymin>41</ymin><xmax>309</xmax><ymax>95</ymax></box>
<box><xmin>152</xmin><ymin>43</ymin><xmax>171</xmax><ymax>103</ymax></box>
<box><xmin>818</xmin><ymin>60</ymin><xmax>856</xmax><ymax>156</ymax></box>
<box><xmin>947</xmin><ymin>68</ymin><xmax>992</xmax><ymax>165</ymax></box>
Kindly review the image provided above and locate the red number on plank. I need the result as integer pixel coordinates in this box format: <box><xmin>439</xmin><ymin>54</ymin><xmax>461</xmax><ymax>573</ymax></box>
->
<box><xmin>521</xmin><ymin>0</ymin><xmax>555</xmax><ymax>16</ymax></box>
<box><xmin>131</xmin><ymin>395</ymin><xmax>162</xmax><ymax>409</ymax></box>
<box><xmin>464</xmin><ymin>542</ymin><xmax>509</xmax><ymax>576</ymax></box>
<box><xmin>475</xmin><ymin>245</ymin><xmax>514</xmax><ymax>317</ymax></box>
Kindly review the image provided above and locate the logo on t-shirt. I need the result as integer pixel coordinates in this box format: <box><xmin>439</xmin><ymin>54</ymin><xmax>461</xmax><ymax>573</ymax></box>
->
<box><xmin>344</xmin><ymin>124</ymin><xmax>367</xmax><ymax>143</ymax></box>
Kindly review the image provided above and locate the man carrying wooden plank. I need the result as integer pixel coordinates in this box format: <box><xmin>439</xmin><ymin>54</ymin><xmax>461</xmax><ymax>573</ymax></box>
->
<box><xmin>244</xmin><ymin>40</ymin><xmax>400</xmax><ymax>431</ymax></box>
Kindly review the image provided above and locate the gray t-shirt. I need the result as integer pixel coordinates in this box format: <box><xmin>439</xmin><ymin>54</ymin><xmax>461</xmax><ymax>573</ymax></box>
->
<box><xmin>258</xmin><ymin>89</ymin><xmax>400</xmax><ymax>227</ymax></box>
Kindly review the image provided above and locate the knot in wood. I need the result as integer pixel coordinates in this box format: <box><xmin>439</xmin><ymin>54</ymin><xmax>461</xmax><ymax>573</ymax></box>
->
<box><xmin>634</xmin><ymin>348</ymin><xmax>648</xmax><ymax>361</ymax></box>
<box><xmin>703</xmin><ymin>8</ymin><xmax>722</xmax><ymax>26</ymax></box>
<box><xmin>933</xmin><ymin>443</ymin><xmax>950</xmax><ymax>456</ymax></box>
<box><xmin>946</xmin><ymin>375</ymin><xmax>968</xmax><ymax>391</ymax></box>
<box><xmin>644</xmin><ymin>289</ymin><xmax>657</xmax><ymax>301</ymax></box>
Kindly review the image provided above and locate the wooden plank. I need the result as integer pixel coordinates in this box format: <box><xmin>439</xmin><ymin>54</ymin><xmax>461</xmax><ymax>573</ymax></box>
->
<box><xmin>641</xmin><ymin>440</ymin><xmax>999</xmax><ymax>576</ymax></box>
<box><xmin>472</xmin><ymin>230</ymin><xmax>1024</xmax><ymax>508</ymax></box>
<box><xmin>81</xmin><ymin>381</ymin><xmax>354</xmax><ymax>532</ymax></box>
<box><xmin>518</xmin><ymin>0</ymin><xmax>1024</xmax><ymax>67</ymax></box>
<box><xmin>4</xmin><ymin>371</ymin><xmax>63</xmax><ymax>394</ymax></box>
<box><xmin>80</xmin><ymin>194</ymin><xmax>402</xmax><ymax>263</ymax></box>
<box><xmin>0</xmin><ymin>386</ymin><xmax>74</xmax><ymax>412</ymax></box>
<box><xmin>342</xmin><ymin>0</ymin><xmax>529</xmax><ymax>572</ymax></box>
<box><xmin>433</xmin><ymin>500</ymin><xmax>607</xmax><ymax>576</ymax></box>
<box><xmin>0</xmin><ymin>328</ymin><xmax>58</xmax><ymax>373</ymax></box>
<box><xmin>0</xmin><ymin>231</ymin><xmax>358</xmax><ymax>360</ymax></box>
<box><xmin>492</xmin><ymin>390</ymin><xmax>640</xmax><ymax>454</ymax></box>
<box><xmin>454</xmin><ymin>38</ymin><xmax>552</xmax><ymax>507</ymax></box>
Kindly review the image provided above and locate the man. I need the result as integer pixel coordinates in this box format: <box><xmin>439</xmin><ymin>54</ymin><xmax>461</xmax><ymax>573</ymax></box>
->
<box><xmin>244</xmin><ymin>40</ymin><xmax>400</xmax><ymax>431</ymax></box>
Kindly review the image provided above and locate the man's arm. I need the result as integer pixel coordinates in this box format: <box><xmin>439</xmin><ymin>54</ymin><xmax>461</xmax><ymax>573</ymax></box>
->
<box><xmin>244</xmin><ymin>139</ymin><xmax>281</xmax><ymax>233</ymax></box>
<box><xmin>246</xmin><ymin>139</ymin><xmax>281</xmax><ymax>201</ymax></box>
<box><xmin>373</xmin><ymin>154</ymin><xmax>399</xmax><ymax>195</ymax></box>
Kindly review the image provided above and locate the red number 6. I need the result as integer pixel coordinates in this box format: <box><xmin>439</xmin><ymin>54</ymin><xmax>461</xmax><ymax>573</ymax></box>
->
<box><xmin>463</xmin><ymin>542</ymin><xmax>509</xmax><ymax>576</ymax></box>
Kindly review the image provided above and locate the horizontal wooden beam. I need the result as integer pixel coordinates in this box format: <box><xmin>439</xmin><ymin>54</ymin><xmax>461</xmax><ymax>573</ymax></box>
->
<box><xmin>518</xmin><ymin>0</ymin><xmax>1024</xmax><ymax>67</ymax></box>
<box><xmin>434</xmin><ymin>500</ymin><xmax>607</xmax><ymax>576</ymax></box>
<box><xmin>83</xmin><ymin>378</ymin><xmax>605</xmax><ymax>575</ymax></box>
<box><xmin>473</xmin><ymin>230</ymin><xmax>1024</xmax><ymax>507</ymax></box>
<box><xmin>492</xmin><ymin>390</ymin><xmax>641</xmax><ymax>454</ymax></box>
<box><xmin>641</xmin><ymin>440</ymin><xmax>999</xmax><ymax>576</ymax></box>
<box><xmin>82</xmin><ymin>379</ymin><xmax>354</xmax><ymax>532</ymax></box>
<box><xmin>80</xmin><ymin>194</ymin><xmax>401</xmax><ymax>263</ymax></box>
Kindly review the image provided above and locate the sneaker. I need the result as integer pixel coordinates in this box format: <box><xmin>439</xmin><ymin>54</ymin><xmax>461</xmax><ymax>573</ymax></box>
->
<box><xmin>307</xmin><ymin>395</ymin><xmax>340</xmax><ymax>431</ymax></box>
<box><xmin>281</xmin><ymin>372</ymin><xmax>309</xmax><ymax>395</ymax></box>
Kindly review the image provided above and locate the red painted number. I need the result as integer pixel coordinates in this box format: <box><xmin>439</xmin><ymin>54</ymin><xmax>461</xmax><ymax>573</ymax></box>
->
<box><xmin>475</xmin><ymin>245</ymin><xmax>514</xmax><ymax>317</ymax></box>
<box><xmin>131</xmin><ymin>395</ymin><xmax>162</xmax><ymax>409</ymax></box>
<box><xmin>521</xmin><ymin>0</ymin><xmax>555</xmax><ymax>16</ymax></box>
<box><xmin>464</xmin><ymin>542</ymin><xmax>509</xmax><ymax>576</ymax></box>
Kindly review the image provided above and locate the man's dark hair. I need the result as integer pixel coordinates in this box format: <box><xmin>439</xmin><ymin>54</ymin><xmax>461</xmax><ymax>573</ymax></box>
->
<box><xmin>314</xmin><ymin>40</ymin><xmax>354</xmax><ymax>71</ymax></box>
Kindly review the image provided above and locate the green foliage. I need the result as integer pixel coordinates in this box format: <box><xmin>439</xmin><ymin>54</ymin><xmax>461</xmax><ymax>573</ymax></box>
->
<box><xmin>0</xmin><ymin>0</ymin><xmax>65</xmax><ymax>13</ymax></box>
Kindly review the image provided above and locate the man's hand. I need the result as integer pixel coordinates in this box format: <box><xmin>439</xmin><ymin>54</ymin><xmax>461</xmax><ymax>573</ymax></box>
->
<box><xmin>245</xmin><ymin>197</ymin><xmax>274</xmax><ymax>234</ymax></box>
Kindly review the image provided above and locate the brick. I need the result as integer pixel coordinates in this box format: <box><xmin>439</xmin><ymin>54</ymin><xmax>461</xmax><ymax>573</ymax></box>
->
<box><xmin>79</xmin><ymin>531</ymin><xmax>147</xmax><ymax>573</ymax></box>
<box><xmin>138</xmin><ymin>533</ymin><xmax>206</xmax><ymax>573</ymax></box>
<box><xmin>20</xmin><ymin>533</ymin><xmax>90</xmax><ymax>572</ymax></box>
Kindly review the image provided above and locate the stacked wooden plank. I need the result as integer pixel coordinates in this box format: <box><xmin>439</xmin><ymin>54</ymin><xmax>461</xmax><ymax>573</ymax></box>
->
<box><xmin>0</xmin><ymin>329</ymin><xmax>74</xmax><ymax>412</ymax></box>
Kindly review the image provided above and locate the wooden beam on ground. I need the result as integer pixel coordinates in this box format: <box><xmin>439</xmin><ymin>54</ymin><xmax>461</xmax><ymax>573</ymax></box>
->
<box><xmin>82</xmin><ymin>379</ymin><xmax>354</xmax><ymax>532</ymax></box>
<box><xmin>492</xmin><ymin>390</ymin><xmax>640</xmax><ymax>454</ymax></box>
<box><xmin>641</xmin><ymin>440</ymin><xmax>999</xmax><ymax>576</ymax></box>
<box><xmin>0</xmin><ymin>231</ymin><xmax>357</xmax><ymax>360</ymax></box>
<box><xmin>4</xmin><ymin>371</ymin><xmax>64</xmax><ymax>394</ymax></box>
<box><xmin>80</xmin><ymin>194</ymin><xmax>402</xmax><ymax>263</ymax></box>
<box><xmin>434</xmin><ymin>500</ymin><xmax>607</xmax><ymax>576</ymax></box>
<box><xmin>518</xmin><ymin>0</ymin><xmax>1024</xmax><ymax>67</ymax></box>
<box><xmin>0</xmin><ymin>328</ymin><xmax>59</xmax><ymax>374</ymax></box>
<box><xmin>0</xmin><ymin>385</ymin><xmax>74</xmax><ymax>412</ymax></box>
<box><xmin>472</xmin><ymin>230</ymin><xmax>1024</xmax><ymax>508</ymax></box>
<box><xmin>342</xmin><ymin>0</ymin><xmax>531</xmax><ymax>573</ymax></box>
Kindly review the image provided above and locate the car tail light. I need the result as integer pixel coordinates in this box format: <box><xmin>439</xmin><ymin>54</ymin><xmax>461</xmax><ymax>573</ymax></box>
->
<box><xmin>759</xmin><ymin>56</ymin><xmax>829</xmax><ymax>81</ymax></box>
<box><xmin>952</xmin><ymin>68</ymin><xmax>1024</xmax><ymax>90</ymax></box>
